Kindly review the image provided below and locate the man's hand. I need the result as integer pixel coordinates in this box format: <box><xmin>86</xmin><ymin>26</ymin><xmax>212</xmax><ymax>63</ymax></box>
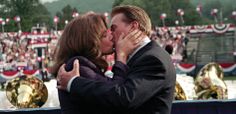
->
<box><xmin>115</xmin><ymin>29</ymin><xmax>143</xmax><ymax>63</ymax></box>
<box><xmin>57</xmin><ymin>59</ymin><xmax>80</xmax><ymax>90</ymax></box>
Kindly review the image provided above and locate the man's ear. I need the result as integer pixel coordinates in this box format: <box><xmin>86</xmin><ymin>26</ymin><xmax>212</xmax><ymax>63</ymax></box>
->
<box><xmin>131</xmin><ymin>21</ymin><xmax>139</xmax><ymax>29</ymax></box>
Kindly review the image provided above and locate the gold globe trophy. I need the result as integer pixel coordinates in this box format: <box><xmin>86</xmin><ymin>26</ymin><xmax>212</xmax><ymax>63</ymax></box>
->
<box><xmin>5</xmin><ymin>75</ymin><xmax>48</xmax><ymax>108</ymax></box>
<box><xmin>174</xmin><ymin>81</ymin><xmax>187</xmax><ymax>100</ymax></box>
<box><xmin>194</xmin><ymin>62</ymin><xmax>228</xmax><ymax>100</ymax></box>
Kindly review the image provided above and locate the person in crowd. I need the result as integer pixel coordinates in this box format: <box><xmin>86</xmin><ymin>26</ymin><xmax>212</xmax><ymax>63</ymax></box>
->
<box><xmin>40</xmin><ymin>68</ymin><xmax>49</xmax><ymax>82</ymax></box>
<box><xmin>165</xmin><ymin>44</ymin><xmax>174</xmax><ymax>55</ymax></box>
<box><xmin>57</xmin><ymin>5</ymin><xmax>176</xmax><ymax>114</ymax></box>
<box><xmin>51</xmin><ymin>12</ymin><xmax>142</xmax><ymax>114</ymax></box>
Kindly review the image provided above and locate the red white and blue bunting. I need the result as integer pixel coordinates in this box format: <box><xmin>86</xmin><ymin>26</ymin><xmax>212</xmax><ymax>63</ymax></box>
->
<box><xmin>211</xmin><ymin>24</ymin><xmax>230</xmax><ymax>34</ymax></box>
<box><xmin>0</xmin><ymin>63</ymin><xmax>235</xmax><ymax>80</ymax></box>
<box><xmin>219</xmin><ymin>63</ymin><xmax>236</xmax><ymax>72</ymax></box>
<box><xmin>194</xmin><ymin>25</ymin><xmax>208</xmax><ymax>33</ymax></box>
<box><xmin>176</xmin><ymin>63</ymin><xmax>236</xmax><ymax>73</ymax></box>
<box><xmin>157</xmin><ymin>23</ymin><xmax>235</xmax><ymax>34</ymax></box>
<box><xmin>0</xmin><ymin>71</ymin><xmax>19</xmax><ymax>79</ymax></box>
<box><xmin>1</xmin><ymin>24</ymin><xmax>235</xmax><ymax>41</ymax></box>
<box><xmin>177</xmin><ymin>64</ymin><xmax>196</xmax><ymax>73</ymax></box>
<box><xmin>0</xmin><ymin>70</ymin><xmax>40</xmax><ymax>80</ymax></box>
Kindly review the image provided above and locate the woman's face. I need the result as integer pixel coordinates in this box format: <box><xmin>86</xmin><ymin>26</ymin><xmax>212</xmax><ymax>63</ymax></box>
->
<box><xmin>100</xmin><ymin>29</ymin><xmax>114</xmax><ymax>55</ymax></box>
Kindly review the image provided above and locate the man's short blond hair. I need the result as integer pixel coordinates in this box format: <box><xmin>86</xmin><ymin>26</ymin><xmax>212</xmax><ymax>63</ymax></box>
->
<box><xmin>111</xmin><ymin>5</ymin><xmax>152</xmax><ymax>36</ymax></box>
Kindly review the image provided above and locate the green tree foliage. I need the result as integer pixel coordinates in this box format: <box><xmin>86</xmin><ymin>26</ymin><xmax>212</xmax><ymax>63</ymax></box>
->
<box><xmin>0</xmin><ymin>0</ymin><xmax>51</xmax><ymax>32</ymax></box>
<box><xmin>190</xmin><ymin>0</ymin><xmax>236</xmax><ymax>24</ymax></box>
<box><xmin>202</xmin><ymin>0</ymin><xmax>221</xmax><ymax>20</ymax></box>
<box><xmin>55</xmin><ymin>5</ymin><xmax>78</xmax><ymax>30</ymax></box>
<box><xmin>44</xmin><ymin>0</ymin><xmax>114</xmax><ymax>16</ymax></box>
<box><xmin>112</xmin><ymin>0</ymin><xmax>219</xmax><ymax>26</ymax></box>
<box><xmin>200</xmin><ymin>0</ymin><xmax>236</xmax><ymax>24</ymax></box>
<box><xmin>113</xmin><ymin>0</ymin><xmax>125</xmax><ymax>7</ymax></box>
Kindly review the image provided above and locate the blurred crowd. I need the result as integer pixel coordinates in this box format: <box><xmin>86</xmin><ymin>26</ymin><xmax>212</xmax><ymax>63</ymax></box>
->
<box><xmin>150</xmin><ymin>27</ymin><xmax>190</xmax><ymax>63</ymax></box>
<box><xmin>0</xmin><ymin>32</ymin><xmax>55</xmax><ymax>71</ymax></box>
<box><xmin>0</xmin><ymin>27</ymin><xmax>190</xmax><ymax>72</ymax></box>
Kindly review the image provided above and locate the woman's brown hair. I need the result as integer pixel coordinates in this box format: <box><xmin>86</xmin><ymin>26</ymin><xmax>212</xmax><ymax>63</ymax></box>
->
<box><xmin>50</xmin><ymin>13</ymin><xmax>109</xmax><ymax>76</ymax></box>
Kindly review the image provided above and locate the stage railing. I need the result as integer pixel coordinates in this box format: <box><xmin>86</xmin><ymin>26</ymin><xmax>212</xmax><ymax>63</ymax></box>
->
<box><xmin>1</xmin><ymin>100</ymin><xmax>236</xmax><ymax>114</ymax></box>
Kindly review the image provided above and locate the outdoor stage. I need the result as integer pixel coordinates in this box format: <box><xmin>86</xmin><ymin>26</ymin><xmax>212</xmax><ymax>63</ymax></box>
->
<box><xmin>0</xmin><ymin>79</ymin><xmax>236</xmax><ymax>114</ymax></box>
<box><xmin>1</xmin><ymin>76</ymin><xmax>236</xmax><ymax>114</ymax></box>
<box><xmin>0</xmin><ymin>100</ymin><xmax>236</xmax><ymax>114</ymax></box>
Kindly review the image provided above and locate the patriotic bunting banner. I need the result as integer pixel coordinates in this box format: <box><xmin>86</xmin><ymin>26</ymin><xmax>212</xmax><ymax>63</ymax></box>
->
<box><xmin>177</xmin><ymin>64</ymin><xmax>196</xmax><ymax>73</ymax></box>
<box><xmin>1</xmin><ymin>71</ymin><xmax>19</xmax><ymax>79</ymax></box>
<box><xmin>211</xmin><ymin>24</ymin><xmax>230</xmax><ymax>34</ymax></box>
<box><xmin>180</xmin><ymin>26</ymin><xmax>191</xmax><ymax>31</ymax></box>
<box><xmin>176</xmin><ymin>63</ymin><xmax>236</xmax><ymax>74</ymax></box>
<box><xmin>0</xmin><ymin>70</ymin><xmax>41</xmax><ymax>80</ymax></box>
<box><xmin>1</xmin><ymin>63</ymin><xmax>235</xmax><ymax>80</ymax></box>
<box><xmin>1</xmin><ymin>23</ymin><xmax>234</xmax><ymax>41</ymax></box>
<box><xmin>220</xmin><ymin>63</ymin><xmax>236</xmax><ymax>72</ymax></box>
<box><xmin>7</xmin><ymin>32</ymin><xmax>18</xmax><ymax>37</ymax></box>
<box><xmin>194</xmin><ymin>25</ymin><xmax>208</xmax><ymax>33</ymax></box>
<box><xmin>158</xmin><ymin>23</ymin><xmax>234</xmax><ymax>34</ymax></box>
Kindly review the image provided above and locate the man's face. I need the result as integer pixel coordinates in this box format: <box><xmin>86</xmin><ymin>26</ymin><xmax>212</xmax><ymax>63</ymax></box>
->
<box><xmin>110</xmin><ymin>13</ymin><xmax>132</xmax><ymax>43</ymax></box>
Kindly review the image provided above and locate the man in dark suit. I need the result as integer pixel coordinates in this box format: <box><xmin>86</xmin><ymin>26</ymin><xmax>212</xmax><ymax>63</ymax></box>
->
<box><xmin>57</xmin><ymin>5</ymin><xmax>176</xmax><ymax>114</ymax></box>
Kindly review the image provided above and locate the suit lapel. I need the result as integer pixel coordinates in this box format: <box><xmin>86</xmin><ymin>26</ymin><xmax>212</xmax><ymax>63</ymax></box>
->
<box><xmin>127</xmin><ymin>41</ymin><xmax>155</xmax><ymax>66</ymax></box>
